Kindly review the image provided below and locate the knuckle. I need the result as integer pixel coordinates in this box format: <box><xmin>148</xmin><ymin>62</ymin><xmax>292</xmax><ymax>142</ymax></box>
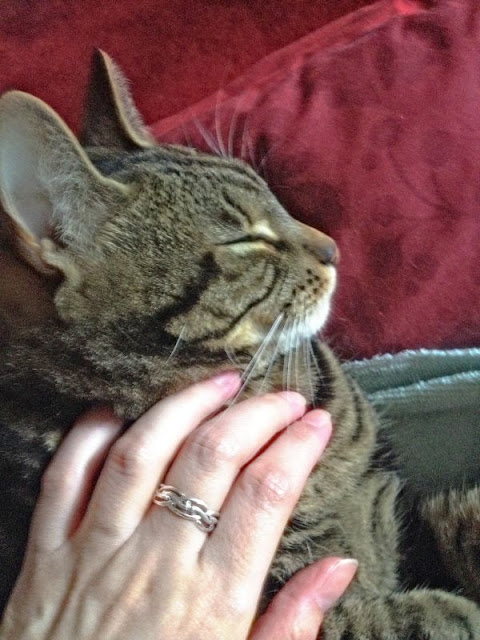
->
<box><xmin>188</xmin><ymin>426</ymin><xmax>240</xmax><ymax>469</ymax></box>
<box><xmin>41</xmin><ymin>463</ymin><xmax>76</xmax><ymax>496</ymax></box>
<box><xmin>108</xmin><ymin>436</ymin><xmax>151</xmax><ymax>480</ymax></box>
<box><xmin>288</xmin><ymin>619</ymin><xmax>317</xmax><ymax>640</ymax></box>
<box><xmin>261</xmin><ymin>393</ymin><xmax>291</xmax><ymax>413</ymax></box>
<box><xmin>288</xmin><ymin>420</ymin><xmax>317</xmax><ymax>443</ymax></box>
<box><xmin>182</xmin><ymin>380</ymin><xmax>224</xmax><ymax>410</ymax></box>
<box><xmin>241</xmin><ymin>464</ymin><xmax>292</xmax><ymax>508</ymax></box>
<box><xmin>269</xmin><ymin>590</ymin><xmax>318</xmax><ymax>640</ymax></box>
<box><xmin>222</xmin><ymin>586</ymin><xmax>252</xmax><ymax>620</ymax></box>
<box><xmin>89</xmin><ymin>516</ymin><xmax>123</xmax><ymax>540</ymax></box>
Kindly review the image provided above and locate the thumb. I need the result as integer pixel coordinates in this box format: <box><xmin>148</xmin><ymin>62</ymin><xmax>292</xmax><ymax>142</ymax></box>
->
<box><xmin>250</xmin><ymin>557</ymin><xmax>357</xmax><ymax>640</ymax></box>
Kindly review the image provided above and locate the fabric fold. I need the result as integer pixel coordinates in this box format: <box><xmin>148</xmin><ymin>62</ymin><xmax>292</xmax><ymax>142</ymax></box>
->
<box><xmin>344</xmin><ymin>348</ymin><xmax>480</xmax><ymax>492</ymax></box>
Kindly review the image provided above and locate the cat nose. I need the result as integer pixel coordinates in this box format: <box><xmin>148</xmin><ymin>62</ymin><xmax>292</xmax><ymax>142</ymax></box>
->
<box><xmin>310</xmin><ymin>235</ymin><xmax>339</xmax><ymax>266</ymax></box>
<box><xmin>298</xmin><ymin>223</ymin><xmax>339</xmax><ymax>266</ymax></box>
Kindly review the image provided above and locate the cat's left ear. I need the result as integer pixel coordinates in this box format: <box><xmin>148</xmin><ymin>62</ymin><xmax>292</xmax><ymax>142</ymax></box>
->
<box><xmin>81</xmin><ymin>49</ymin><xmax>156</xmax><ymax>150</ymax></box>
<box><xmin>0</xmin><ymin>90</ymin><xmax>130</xmax><ymax>275</ymax></box>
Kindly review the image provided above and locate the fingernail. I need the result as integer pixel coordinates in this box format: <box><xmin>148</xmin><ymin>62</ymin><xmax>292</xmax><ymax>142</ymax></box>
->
<box><xmin>211</xmin><ymin>371</ymin><xmax>240</xmax><ymax>392</ymax></box>
<box><xmin>303</xmin><ymin>411</ymin><xmax>332</xmax><ymax>449</ymax></box>
<box><xmin>277</xmin><ymin>391</ymin><xmax>307</xmax><ymax>410</ymax></box>
<box><xmin>303</xmin><ymin>409</ymin><xmax>331</xmax><ymax>430</ymax></box>
<box><xmin>314</xmin><ymin>558</ymin><xmax>358</xmax><ymax>611</ymax></box>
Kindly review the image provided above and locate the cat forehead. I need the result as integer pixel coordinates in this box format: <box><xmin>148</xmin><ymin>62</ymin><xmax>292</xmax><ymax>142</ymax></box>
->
<box><xmin>90</xmin><ymin>145</ymin><xmax>284</xmax><ymax>229</ymax></box>
<box><xmin>90</xmin><ymin>145</ymin><xmax>264</xmax><ymax>186</ymax></box>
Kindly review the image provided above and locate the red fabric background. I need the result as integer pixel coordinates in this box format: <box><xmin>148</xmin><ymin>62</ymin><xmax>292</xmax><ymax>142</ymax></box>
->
<box><xmin>1</xmin><ymin>0</ymin><xmax>479</xmax><ymax>359</ymax></box>
<box><xmin>0</xmin><ymin>0</ymin><xmax>373</xmax><ymax>131</ymax></box>
<box><xmin>152</xmin><ymin>0</ymin><xmax>480</xmax><ymax>358</ymax></box>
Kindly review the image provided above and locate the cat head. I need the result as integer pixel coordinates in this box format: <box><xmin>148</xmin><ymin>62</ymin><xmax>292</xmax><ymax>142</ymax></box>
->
<box><xmin>0</xmin><ymin>50</ymin><xmax>338</xmax><ymax>412</ymax></box>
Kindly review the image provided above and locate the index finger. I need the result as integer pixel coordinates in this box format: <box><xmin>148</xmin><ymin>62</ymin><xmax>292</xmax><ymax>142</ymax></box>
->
<box><xmin>78</xmin><ymin>371</ymin><xmax>241</xmax><ymax>545</ymax></box>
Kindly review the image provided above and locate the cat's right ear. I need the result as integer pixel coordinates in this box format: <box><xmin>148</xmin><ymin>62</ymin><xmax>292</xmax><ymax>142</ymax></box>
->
<box><xmin>81</xmin><ymin>49</ymin><xmax>156</xmax><ymax>150</ymax></box>
<box><xmin>0</xmin><ymin>90</ymin><xmax>130</xmax><ymax>275</ymax></box>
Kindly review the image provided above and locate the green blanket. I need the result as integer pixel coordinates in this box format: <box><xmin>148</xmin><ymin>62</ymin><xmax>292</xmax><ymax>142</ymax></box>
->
<box><xmin>343</xmin><ymin>349</ymin><xmax>480</xmax><ymax>493</ymax></box>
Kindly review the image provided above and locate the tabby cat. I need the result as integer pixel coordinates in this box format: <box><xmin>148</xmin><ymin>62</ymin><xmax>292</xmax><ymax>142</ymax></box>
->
<box><xmin>1</xmin><ymin>51</ymin><xmax>480</xmax><ymax>639</ymax></box>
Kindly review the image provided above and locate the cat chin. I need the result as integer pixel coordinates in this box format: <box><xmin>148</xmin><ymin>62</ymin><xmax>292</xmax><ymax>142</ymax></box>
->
<box><xmin>302</xmin><ymin>296</ymin><xmax>333</xmax><ymax>337</ymax></box>
<box><xmin>276</xmin><ymin>297</ymin><xmax>332</xmax><ymax>354</ymax></box>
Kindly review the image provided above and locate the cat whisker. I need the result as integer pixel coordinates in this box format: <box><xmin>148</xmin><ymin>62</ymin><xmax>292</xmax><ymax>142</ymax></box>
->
<box><xmin>297</xmin><ymin>305</ymin><xmax>316</xmax><ymax>407</ymax></box>
<box><xmin>305</xmin><ymin>540</ymin><xmax>314</xmax><ymax>564</ymax></box>
<box><xmin>164</xmin><ymin>324</ymin><xmax>187</xmax><ymax>366</ymax></box>
<box><xmin>226</xmin><ymin>312</ymin><xmax>285</xmax><ymax>407</ymax></box>
<box><xmin>224</xmin><ymin>343</ymin><xmax>242</xmax><ymax>368</ymax></box>
<box><xmin>303</xmin><ymin>318</ymin><xmax>316</xmax><ymax>408</ymax></box>
<box><xmin>290</xmin><ymin>314</ymin><xmax>298</xmax><ymax>393</ymax></box>
<box><xmin>307</xmin><ymin>338</ymin><xmax>327</xmax><ymax>387</ymax></box>
<box><xmin>285</xmin><ymin>314</ymin><xmax>298</xmax><ymax>393</ymax></box>
<box><xmin>238</xmin><ymin>312</ymin><xmax>285</xmax><ymax>390</ymax></box>
<box><xmin>282</xmin><ymin>315</ymin><xmax>292</xmax><ymax>391</ymax></box>
<box><xmin>113</xmin><ymin>322</ymin><xmax>143</xmax><ymax>349</ymax></box>
<box><xmin>295</xmin><ymin>313</ymin><xmax>303</xmax><ymax>394</ymax></box>
<box><xmin>257</xmin><ymin>315</ymin><xmax>288</xmax><ymax>395</ymax></box>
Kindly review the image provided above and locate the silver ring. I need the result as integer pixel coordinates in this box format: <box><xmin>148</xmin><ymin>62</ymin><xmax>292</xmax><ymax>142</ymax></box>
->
<box><xmin>153</xmin><ymin>484</ymin><xmax>220</xmax><ymax>533</ymax></box>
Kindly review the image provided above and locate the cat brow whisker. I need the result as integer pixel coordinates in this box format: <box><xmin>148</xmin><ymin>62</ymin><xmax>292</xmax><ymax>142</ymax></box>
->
<box><xmin>239</xmin><ymin>109</ymin><xmax>250</xmax><ymax>162</ymax></box>
<box><xmin>227</xmin><ymin>95</ymin><xmax>247</xmax><ymax>159</ymax></box>
<box><xmin>256</xmin><ymin>138</ymin><xmax>283</xmax><ymax>179</ymax></box>
<box><xmin>213</xmin><ymin>94</ymin><xmax>228</xmax><ymax>159</ymax></box>
<box><xmin>239</xmin><ymin>110</ymin><xmax>259</xmax><ymax>171</ymax></box>
<box><xmin>191</xmin><ymin>115</ymin><xmax>222</xmax><ymax>157</ymax></box>
<box><xmin>181</xmin><ymin>122</ymin><xmax>195</xmax><ymax>151</ymax></box>
<box><xmin>245</xmin><ymin>135</ymin><xmax>259</xmax><ymax>173</ymax></box>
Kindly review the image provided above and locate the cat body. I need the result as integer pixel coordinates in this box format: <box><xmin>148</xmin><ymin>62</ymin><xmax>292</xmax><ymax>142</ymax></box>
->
<box><xmin>1</xmin><ymin>51</ymin><xmax>480</xmax><ymax>638</ymax></box>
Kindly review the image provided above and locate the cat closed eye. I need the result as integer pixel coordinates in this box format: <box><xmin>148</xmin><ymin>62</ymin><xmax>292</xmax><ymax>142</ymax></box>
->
<box><xmin>216</xmin><ymin>236</ymin><xmax>279</xmax><ymax>252</ymax></box>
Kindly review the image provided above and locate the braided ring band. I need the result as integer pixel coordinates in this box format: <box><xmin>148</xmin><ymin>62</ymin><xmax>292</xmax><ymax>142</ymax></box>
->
<box><xmin>153</xmin><ymin>484</ymin><xmax>220</xmax><ymax>533</ymax></box>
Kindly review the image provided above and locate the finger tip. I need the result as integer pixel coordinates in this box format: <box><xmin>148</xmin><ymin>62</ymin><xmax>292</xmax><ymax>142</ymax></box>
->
<box><xmin>314</xmin><ymin>557</ymin><xmax>358</xmax><ymax>612</ymax></box>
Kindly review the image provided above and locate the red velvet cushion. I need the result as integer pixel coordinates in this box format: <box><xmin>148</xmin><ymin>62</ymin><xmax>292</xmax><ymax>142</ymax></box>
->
<box><xmin>0</xmin><ymin>0</ymin><xmax>373</xmax><ymax>130</ymax></box>
<box><xmin>152</xmin><ymin>0</ymin><xmax>480</xmax><ymax>359</ymax></box>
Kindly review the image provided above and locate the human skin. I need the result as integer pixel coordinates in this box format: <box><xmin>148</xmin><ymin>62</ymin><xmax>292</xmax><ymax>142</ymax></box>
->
<box><xmin>1</xmin><ymin>371</ymin><xmax>357</xmax><ymax>639</ymax></box>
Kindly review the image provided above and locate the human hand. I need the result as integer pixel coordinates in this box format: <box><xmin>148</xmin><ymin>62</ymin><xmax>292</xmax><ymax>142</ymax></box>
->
<box><xmin>2</xmin><ymin>372</ymin><xmax>356</xmax><ymax>639</ymax></box>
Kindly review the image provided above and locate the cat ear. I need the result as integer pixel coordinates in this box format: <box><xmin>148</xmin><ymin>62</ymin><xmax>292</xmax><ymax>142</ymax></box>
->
<box><xmin>0</xmin><ymin>90</ymin><xmax>130</xmax><ymax>273</ymax></box>
<box><xmin>81</xmin><ymin>49</ymin><xmax>156</xmax><ymax>150</ymax></box>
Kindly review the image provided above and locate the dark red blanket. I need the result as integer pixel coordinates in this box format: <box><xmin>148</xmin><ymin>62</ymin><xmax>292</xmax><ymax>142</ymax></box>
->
<box><xmin>2</xmin><ymin>0</ymin><xmax>479</xmax><ymax>359</ymax></box>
